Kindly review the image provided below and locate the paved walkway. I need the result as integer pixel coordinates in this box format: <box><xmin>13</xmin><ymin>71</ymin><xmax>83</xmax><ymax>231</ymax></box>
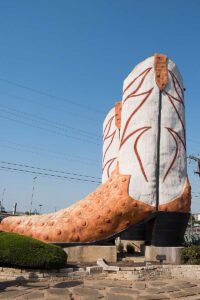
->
<box><xmin>0</xmin><ymin>278</ymin><xmax>200</xmax><ymax>299</ymax></box>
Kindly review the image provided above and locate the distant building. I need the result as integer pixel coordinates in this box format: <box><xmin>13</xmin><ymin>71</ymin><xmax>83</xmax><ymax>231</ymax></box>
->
<box><xmin>193</xmin><ymin>213</ymin><xmax>200</xmax><ymax>222</ymax></box>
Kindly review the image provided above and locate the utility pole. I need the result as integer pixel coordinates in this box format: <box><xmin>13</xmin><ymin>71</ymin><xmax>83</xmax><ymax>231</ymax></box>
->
<box><xmin>30</xmin><ymin>177</ymin><xmax>37</xmax><ymax>215</ymax></box>
<box><xmin>1</xmin><ymin>188</ymin><xmax>6</xmax><ymax>205</ymax></box>
<box><xmin>189</xmin><ymin>155</ymin><xmax>200</xmax><ymax>177</ymax></box>
<box><xmin>39</xmin><ymin>204</ymin><xmax>43</xmax><ymax>214</ymax></box>
<box><xmin>0</xmin><ymin>188</ymin><xmax>6</xmax><ymax>211</ymax></box>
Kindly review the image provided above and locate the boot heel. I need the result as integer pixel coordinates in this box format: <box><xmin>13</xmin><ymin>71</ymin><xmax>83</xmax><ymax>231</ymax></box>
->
<box><xmin>120</xmin><ymin>221</ymin><xmax>146</xmax><ymax>241</ymax></box>
<box><xmin>151</xmin><ymin>212</ymin><xmax>190</xmax><ymax>247</ymax></box>
<box><xmin>119</xmin><ymin>213</ymin><xmax>158</xmax><ymax>242</ymax></box>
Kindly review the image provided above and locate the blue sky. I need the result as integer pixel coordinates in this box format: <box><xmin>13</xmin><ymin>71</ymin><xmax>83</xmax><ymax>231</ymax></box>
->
<box><xmin>0</xmin><ymin>0</ymin><xmax>200</xmax><ymax>213</ymax></box>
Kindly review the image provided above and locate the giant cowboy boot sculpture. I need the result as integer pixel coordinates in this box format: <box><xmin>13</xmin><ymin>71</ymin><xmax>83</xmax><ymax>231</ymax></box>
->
<box><xmin>118</xmin><ymin>54</ymin><xmax>191</xmax><ymax>245</ymax></box>
<box><xmin>0</xmin><ymin>54</ymin><xmax>191</xmax><ymax>246</ymax></box>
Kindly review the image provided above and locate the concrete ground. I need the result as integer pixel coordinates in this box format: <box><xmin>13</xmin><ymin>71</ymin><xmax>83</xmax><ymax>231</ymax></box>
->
<box><xmin>0</xmin><ymin>278</ymin><xmax>200</xmax><ymax>300</ymax></box>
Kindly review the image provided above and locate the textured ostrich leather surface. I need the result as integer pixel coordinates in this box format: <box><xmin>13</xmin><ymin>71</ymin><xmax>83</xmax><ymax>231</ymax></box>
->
<box><xmin>0</xmin><ymin>167</ymin><xmax>153</xmax><ymax>242</ymax></box>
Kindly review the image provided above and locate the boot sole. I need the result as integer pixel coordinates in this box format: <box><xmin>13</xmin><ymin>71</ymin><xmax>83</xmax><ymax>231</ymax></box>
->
<box><xmin>51</xmin><ymin>211</ymin><xmax>190</xmax><ymax>247</ymax></box>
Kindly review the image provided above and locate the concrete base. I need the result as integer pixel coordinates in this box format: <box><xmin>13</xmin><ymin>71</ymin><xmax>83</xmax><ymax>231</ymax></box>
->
<box><xmin>145</xmin><ymin>245</ymin><xmax>183</xmax><ymax>264</ymax></box>
<box><xmin>63</xmin><ymin>245</ymin><xmax>117</xmax><ymax>263</ymax></box>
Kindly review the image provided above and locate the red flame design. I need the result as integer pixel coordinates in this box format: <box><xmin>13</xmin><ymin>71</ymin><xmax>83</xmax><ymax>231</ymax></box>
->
<box><xmin>165</xmin><ymin>70</ymin><xmax>186</xmax><ymax>146</ymax></box>
<box><xmin>102</xmin><ymin>114</ymin><xmax>117</xmax><ymax>178</ymax></box>
<box><xmin>120</xmin><ymin>68</ymin><xmax>153</xmax><ymax>182</ymax></box>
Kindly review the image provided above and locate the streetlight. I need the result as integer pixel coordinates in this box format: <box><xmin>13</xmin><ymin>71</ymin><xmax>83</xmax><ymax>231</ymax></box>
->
<box><xmin>30</xmin><ymin>177</ymin><xmax>37</xmax><ymax>215</ymax></box>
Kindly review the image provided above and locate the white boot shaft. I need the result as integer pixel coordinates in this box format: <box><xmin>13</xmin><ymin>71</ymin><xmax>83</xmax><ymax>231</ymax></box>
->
<box><xmin>102</xmin><ymin>105</ymin><xmax>120</xmax><ymax>183</ymax></box>
<box><xmin>119</xmin><ymin>55</ymin><xmax>187</xmax><ymax>207</ymax></box>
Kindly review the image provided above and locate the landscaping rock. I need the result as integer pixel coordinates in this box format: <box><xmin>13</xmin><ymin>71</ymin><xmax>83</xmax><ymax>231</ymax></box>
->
<box><xmin>72</xmin><ymin>287</ymin><xmax>103</xmax><ymax>298</ymax></box>
<box><xmin>105</xmin><ymin>293</ymin><xmax>133</xmax><ymax>300</ymax></box>
<box><xmin>109</xmin><ymin>287</ymin><xmax>139</xmax><ymax>295</ymax></box>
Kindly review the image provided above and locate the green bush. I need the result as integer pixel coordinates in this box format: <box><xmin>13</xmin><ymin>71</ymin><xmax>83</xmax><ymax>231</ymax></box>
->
<box><xmin>0</xmin><ymin>232</ymin><xmax>67</xmax><ymax>269</ymax></box>
<box><xmin>126</xmin><ymin>243</ymin><xmax>135</xmax><ymax>254</ymax></box>
<box><xmin>181</xmin><ymin>245</ymin><xmax>200</xmax><ymax>265</ymax></box>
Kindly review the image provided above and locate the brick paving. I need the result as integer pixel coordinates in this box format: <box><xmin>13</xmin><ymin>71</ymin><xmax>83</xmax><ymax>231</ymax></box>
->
<box><xmin>0</xmin><ymin>278</ymin><xmax>200</xmax><ymax>299</ymax></box>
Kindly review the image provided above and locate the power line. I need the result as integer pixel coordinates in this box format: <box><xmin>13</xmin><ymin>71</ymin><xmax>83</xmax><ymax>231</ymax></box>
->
<box><xmin>0</xmin><ymin>143</ymin><xmax>100</xmax><ymax>167</ymax></box>
<box><xmin>0</xmin><ymin>114</ymin><xmax>101</xmax><ymax>145</ymax></box>
<box><xmin>1</xmin><ymin>161</ymin><xmax>101</xmax><ymax>180</ymax></box>
<box><xmin>0</xmin><ymin>107</ymin><xmax>99</xmax><ymax>141</ymax></box>
<box><xmin>0</xmin><ymin>139</ymin><xmax>99</xmax><ymax>164</ymax></box>
<box><xmin>188</xmin><ymin>138</ymin><xmax>200</xmax><ymax>145</ymax></box>
<box><xmin>0</xmin><ymin>165</ymin><xmax>101</xmax><ymax>183</ymax></box>
<box><xmin>0</xmin><ymin>91</ymin><xmax>102</xmax><ymax>123</ymax></box>
<box><xmin>0</xmin><ymin>77</ymin><xmax>104</xmax><ymax>114</ymax></box>
<box><xmin>0</xmin><ymin>166</ymin><xmax>98</xmax><ymax>185</ymax></box>
<box><xmin>0</xmin><ymin>104</ymin><xmax>99</xmax><ymax>139</ymax></box>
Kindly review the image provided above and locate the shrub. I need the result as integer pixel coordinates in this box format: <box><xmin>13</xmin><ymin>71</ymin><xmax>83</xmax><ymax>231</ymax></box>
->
<box><xmin>181</xmin><ymin>245</ymin><xmax>200</xmax><ymax>265</ymax></box>
<box><xmin>0</xmin><ymin>232</ymin><xmax>67</xmax><ymax>269</ymax></box>
<box><xmin>126</xmin><ymin>243</ymin><xmax>135</xmax><ymax>254</ymax></box>
<box><xmin>184</xmin><ymin>233</ymin><xmax>200</xmax><ymax>246</ymax></box>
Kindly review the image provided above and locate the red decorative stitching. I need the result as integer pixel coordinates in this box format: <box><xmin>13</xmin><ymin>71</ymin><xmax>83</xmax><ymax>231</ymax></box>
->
<box><xmin>166</xmin><ymin>127</ymin><xmax>186</xmax><ymax>151</ymax></box>
<box><xmin>120</xmin><ymin>88</ymin><xmax>153</xmax><ymax>148</ymax></box>
<box><xmin>120</xmin><ymin>126</ymin><xmax>150</xmax><ymax>149</ymax></box>
<box><xmin>165</xmin><ymin>91</ymin><xmax>184</xmax><ymax>106</ymax></box>
<box><xmin>102</xmin><ymin>157</ymin><xmax>116</xmax><ymax>173</ymax></box>
<box><xmin>120</xmin><ymin>67</ymin><xmax>154</xmax><ymax>182</ymax></box>
<box><xmin>124</xmin><ymin>90</ymin><xmax>152</xmax><ymax>104</ymax></box>
<box><xmin>134</xmin><ymin>127</ymin><xmax>151</xmax><ymax>182</ymax></box>
<box><xmin>103</xmin><ymin>116</ymin><xmax>114</xmax><ymax>138</ymax></box>
<box><xmin>123</xmin><ymin>68</ymin><xmax>152</xmax><ymax>94</ymax></box>
<box><xmin>163</xmin><ymin>128</ymin><xmax>179</xmax><ymax>182</ymax></box>
<box><xmin>107</xmin><ymin>158</ymin><xmax>116</xmax><ymax>178</ymax></box>
<box><xmin>169</xmin><ymin>70</ymin><xmax>184</xmax><ymax>102</ymax></box>
<box><xmin>167</xmin><ymin>94</ymin><xmax>186</xmax><ymax>143</ymax></box>
<box><xmin>102</xmin><ymin>130</ymin><xmax>116</xmax><ymax>164</ymax></box>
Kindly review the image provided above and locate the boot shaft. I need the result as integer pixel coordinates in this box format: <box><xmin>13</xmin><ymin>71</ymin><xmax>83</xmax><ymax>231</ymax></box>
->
<box><xmin>103</xmin><ymin>54</ymin><xmax>190</xmax><ymax>208</ymax></box>
<box><xmin>102</xmin><ymin>105</ymin><xmax>120</xmax><ymax>183</ymax></box>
